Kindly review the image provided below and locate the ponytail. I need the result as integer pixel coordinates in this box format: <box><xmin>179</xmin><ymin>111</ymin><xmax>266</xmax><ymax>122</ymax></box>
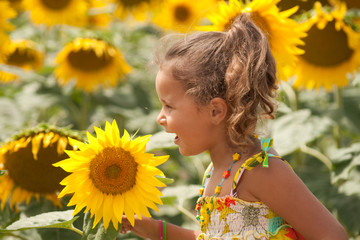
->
<box><xmin>223</xmin><ymin>13</ymin><xmax>278</xmax><ymax>149</ymax></box>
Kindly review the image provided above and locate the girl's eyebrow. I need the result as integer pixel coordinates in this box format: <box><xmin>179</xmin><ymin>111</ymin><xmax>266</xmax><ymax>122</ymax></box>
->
<box><xmin>159</xmin><ymin>98</ymin><xmax>170</xmax><ymax>104</ymax></box>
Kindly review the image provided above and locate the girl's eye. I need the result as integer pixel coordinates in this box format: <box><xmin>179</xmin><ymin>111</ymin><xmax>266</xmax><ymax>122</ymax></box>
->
<box><xmin>165</xmin><ymin>104</ymin><xmax>172</xmax><ymax>109</ymax></box>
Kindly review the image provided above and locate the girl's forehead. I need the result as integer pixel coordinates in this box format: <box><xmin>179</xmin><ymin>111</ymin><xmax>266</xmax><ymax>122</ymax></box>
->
<box><xmin>156</xmin><ymin>69</ymin><xmax>183</xmax><ymax>95</ymax></box>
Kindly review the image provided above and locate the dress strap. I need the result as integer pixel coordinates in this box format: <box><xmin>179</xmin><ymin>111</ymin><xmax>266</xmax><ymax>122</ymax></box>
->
<box><xmin>231</xmin><ymin>137</ymin><xmax>282</xmax><ymax>195</ymax></box>
<box><xmin>201</xmin><ymin>162</ymin><xmax>213</xmax><ymax>186</ymax></box>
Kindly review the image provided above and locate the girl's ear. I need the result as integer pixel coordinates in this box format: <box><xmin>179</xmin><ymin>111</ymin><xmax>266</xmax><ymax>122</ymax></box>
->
<box><xmin>210</xmin><ymin>97</ymin><xmax>227</xmax><ymax>125</ymax></box>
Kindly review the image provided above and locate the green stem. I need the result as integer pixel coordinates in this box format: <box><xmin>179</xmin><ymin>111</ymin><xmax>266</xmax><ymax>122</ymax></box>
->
<box><xmin>333</xmin><ymin>86</ymin><xmax>343</xmax><ymax>148</ymax></box>
<box><xmin>69</xmin><ymin>226</ymin><xmax>83</xmax><ymax>236</ymax></box>
<box><xmin>281</xmin><ymin>81</ymin><xmax>299</xmax><ymax>111</ymax></box>
<box><xmin>300</xmin><ymin>145</ymin><xmax>332</xmax><ymax>170</ymax></box>
<box><xmin>80</xmin><ymin>92</ymin><xmax>90</xmax><ymax>130</ymax></box>
<box><xmin>334</xmin><ymin>86</ymin><xmax>343</xmax><ymax>109</ymax></box>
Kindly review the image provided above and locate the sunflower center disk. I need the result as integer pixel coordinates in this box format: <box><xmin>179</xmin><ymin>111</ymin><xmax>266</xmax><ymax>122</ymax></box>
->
<box><xmin>106</xmin><ymin>165</ymin><xmax>121</xmax><ymax>179</ymax></box>
<box><xmin>300</xmin><ymin>21</ymin><xmax>354</xmax><ymax>67</ymax></box>
<box><xmin>174</xmin><ymin>5</ymin><xmax>190</xmax><ymax>22</ymax></box>
<box><xmin>4</xmin><ymin>138</ymin><xmax>70</xmax><ymax>193</ymax></box>
<box><xmin>67</xmin><ymin>50</ymin><xmax>113</xmax><ymax>72</ymax></box>
<box><xmin>41</xmin><ymin>0</ymin><xmax>71</xmax><ymax>10</ymax></box>
<box><xmin>7</xmin><ymin>49</ymin><xmax>36</xmax><ymax>67</ymax></box>
<box><xmin>89</xmin><ymin>147</ymin><xmax>138</xmax><ymax>195</ymax></box>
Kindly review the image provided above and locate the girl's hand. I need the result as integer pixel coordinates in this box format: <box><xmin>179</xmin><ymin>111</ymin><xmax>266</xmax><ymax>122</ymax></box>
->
<box><xmin>120</xmin><ymin>215</ymin><xmax>159</xmax><ymax>240</ymax></box>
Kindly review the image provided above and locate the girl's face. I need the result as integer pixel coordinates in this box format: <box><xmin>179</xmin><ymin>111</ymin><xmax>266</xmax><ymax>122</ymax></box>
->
<box><xmin>155</xmin><ymin>65</ymin><xmax>217</xmax><ymax>156</ymax></box>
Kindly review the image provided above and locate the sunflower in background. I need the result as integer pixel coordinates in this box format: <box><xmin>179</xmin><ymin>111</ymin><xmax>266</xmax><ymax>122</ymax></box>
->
<box><xmin>200</xmin><ymin>0</ymin><xmax>306</xmax><ymax>81</ymax></box>
<box><xmin>152</xmin><ymin>0</ymin><xmax>217</xmax><ymax>33</ymax></box>
<box><xmin>0</xmin><ymin>1</ymin><xmax>16</xmax><ymax>60</ymax></box>
<box><xmin>292</xmin><ymin>2</ymin><xmax>360</xmax><ymax>90</ymax></box>
<box><xmin>110</xmin><ymin>0</ymin><xmax>160</xmax><ymax>21</ymax></box>
<box><xmin>22</xmin><ymin>0</ymin><xmax>88</xmax><ymax>27</ymax></box>
<box><xmin>0</xmin><ymin>124</ymin><xmax>81</xmax><ymax>211</ymax></box>
<box><xmin>86</xmin><ymin>0</ymin><xmax>112</xmax><ymax>28</ymax></box>
<box><xmin>54</xmin><ymin>120</ymin><xmax>169</xmax><ymax>230</ymax></box>
<box><xmin>0</xmin><ymin>1</ymin><xmax>16</xmax><ymax>33</ymax></box>
<box><xmin>0</xmin><ymin>39</ymin><xmax>44</xmax><ymax>83</ymax></box>
<box><xmin>8</xmin><ymin>0</ymin><xmax>25</xmax><ymax>12</ymax></box>
<box><xmin>54</xmin><ymin>37</ymin><xmax>132</xmax><ymax>92</ymax></box>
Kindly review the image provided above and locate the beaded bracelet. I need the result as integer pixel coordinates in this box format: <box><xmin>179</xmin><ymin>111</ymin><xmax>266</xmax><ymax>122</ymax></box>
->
<box><xmin>159</xmin><ymin>220</ymin><xmax>166</xmax><ymax>240</ymax></box>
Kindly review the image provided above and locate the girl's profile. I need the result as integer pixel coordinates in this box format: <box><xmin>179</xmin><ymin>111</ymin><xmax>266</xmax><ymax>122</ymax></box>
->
<box><xmin>120</xmin><ymin>13</ymin><xmax>348</xmax><ymax>240</ymax></box>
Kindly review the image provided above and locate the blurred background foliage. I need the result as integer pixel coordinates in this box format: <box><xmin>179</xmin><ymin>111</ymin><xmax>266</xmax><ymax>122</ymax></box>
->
<box><xmin>0</xmin><ymin>0</ymin><xmax>359</xmax><ymax>239</ymax></box>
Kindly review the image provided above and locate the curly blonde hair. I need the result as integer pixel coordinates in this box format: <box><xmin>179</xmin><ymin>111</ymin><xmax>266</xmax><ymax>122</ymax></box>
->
<box><xmin>155</xmin><ymin>13</ymin><xmax>278</xmax><ymax>150</ymax></box>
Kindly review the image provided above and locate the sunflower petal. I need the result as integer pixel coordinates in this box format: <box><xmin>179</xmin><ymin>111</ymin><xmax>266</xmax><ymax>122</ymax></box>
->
<box><xmin>102</xmin><ymin>194</ymin><xmax>114</xmax><ymax>229</ymax></box>
<box><xmin>31</xmin><ymin>133</ymin><xmax>44</xmax><ymax>160</ymax></box>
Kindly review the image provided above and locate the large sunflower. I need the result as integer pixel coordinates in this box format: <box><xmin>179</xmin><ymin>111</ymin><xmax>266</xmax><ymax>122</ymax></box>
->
<box><xmin>0</xmin><ymin>125</ymin><xmax>80</xmax><ymax>211</ymax></box>
<box><xmin>54</xmin><ymin>37</ymin><xmax>131</xmax><ymax>92</ymax></box>
<box><xmin>293</xmin><ymin>2</ymin><xmax>360</xmax><ymax>90</ymax></box>
<box><xmin>200</xmin><ymin>0</ymin><xmax>306</xmax><ymax>81</ymax></box>
<box><xmin>110</xmin><ymin>0</ymin><xmax>160</xmax><ymax>20</ymax></box>
<box><xmin>22</xmin><ymin>0</ymin><xmax>88</xmax><ymax>27</ymax></box>
<box><xmin>54</xmin><ymin>120</ymin><xmax>169</xmax><ymax>230</ymax></box>
<box><xmin>0</xmin><ymin>39</ymin><xmax>44</xmax><ymax>83</ymax></box>
<box><xmin>152</xmin><ymin>0</ymin><xmax>217</xmax><ymax>33</ymax></box>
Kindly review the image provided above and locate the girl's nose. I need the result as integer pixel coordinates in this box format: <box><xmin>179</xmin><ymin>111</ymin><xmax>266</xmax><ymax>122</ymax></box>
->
<box><xmin>156</xmin><ymin>111</ymin><xmax>166</xmax><ymax>126</ymax></box>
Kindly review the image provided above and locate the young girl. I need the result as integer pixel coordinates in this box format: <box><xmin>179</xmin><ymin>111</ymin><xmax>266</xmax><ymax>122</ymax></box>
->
<box><xmin>120</xmin><ymin>14</ymin><xmax>348</xmax><ymax>240</ymax></box>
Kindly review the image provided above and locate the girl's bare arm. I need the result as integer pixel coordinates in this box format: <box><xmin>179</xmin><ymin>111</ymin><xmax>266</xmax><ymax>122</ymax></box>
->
<box><xmin>247</xmin><ymin>158</ymin><xmax>348</xmax><ymax>240</ymax></box>
<box><xmin>121</xmin><ymin>215</ymin><xmax>201</xmax><ymax>240</ymax></box>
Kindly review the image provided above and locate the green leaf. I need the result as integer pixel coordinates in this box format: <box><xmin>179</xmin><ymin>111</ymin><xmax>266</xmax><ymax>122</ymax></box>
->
<box><xmin>272</xmin><ymin>109</ymin><xmax>333</xmax><ymax>156</ymax></box>
<box><xmin>0</xmin><ymin>170</ymin><xmax>6</xmax><ymax>176</ymax></box>
<box><xmin>81</xmin><ymin>212</ymin><xmax>119</xmax><ymax>240</ymax></box>
<box><xmin>160</xmin><ymin>196</ymin><xmax>178</xmax><ymax>205</ymax></box>
<box><xmin>0</xmin><ymin>210</ymin><xmax>81</xmax><ymax>235</ymax></box>
<box><xmin>330</xmin><ymin>142</ymin><xmax>360</xmax><ymax>195</ymax></box>
<box><xmin>156</xmin><ymin>176</ymin><xmax>174</xmax><ymax>184</ymax></box>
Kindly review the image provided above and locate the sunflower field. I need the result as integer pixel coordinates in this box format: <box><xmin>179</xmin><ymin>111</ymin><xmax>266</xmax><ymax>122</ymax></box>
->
<box><xmin>0</xmin><ymin>0</ymin><xmax>360</xmax><ymax>239</ymax></box>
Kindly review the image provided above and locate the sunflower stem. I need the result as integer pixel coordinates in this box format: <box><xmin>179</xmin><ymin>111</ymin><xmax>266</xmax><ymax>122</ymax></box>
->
<box><xmin>333</xmin><ymin>86</ymin><xmax>343</xmax><ymax>148</ymax></box>
<box><xmin>334</xmin><ymin>86</ymin><xmax>343</xmax><ymax>110</ymax></box>
<box><xmin>281</xmin><ymin>81</ymin><xmax>299</xmax><ymax>111</ymax></box>
<box><xmin>300</xmin><ymin>145</ymin><xmax>332</xmax><ymax>170</ymax></box>
<box><xmin>79</xmin><ymin>92</ymin><xmax>90</xmax><ymax>130</ymax></box>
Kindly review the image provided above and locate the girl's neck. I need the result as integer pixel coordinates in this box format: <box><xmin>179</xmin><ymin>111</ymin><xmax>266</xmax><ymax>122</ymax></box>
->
<box><xmin>209</xmin><ymin>144</ymin><xmax>240</xmax><ymax>169</ymax></box>
<box><xmin>209</xmin><ymin>138</ymin><xmax>258</xmax><ymax>169</ymax></box>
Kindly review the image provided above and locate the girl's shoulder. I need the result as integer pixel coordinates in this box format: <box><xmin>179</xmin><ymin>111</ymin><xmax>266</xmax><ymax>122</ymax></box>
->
<box><xmin>231</xmin><ymin>137</ymin><xmax>295</xmax><ymax>198</ymax></box>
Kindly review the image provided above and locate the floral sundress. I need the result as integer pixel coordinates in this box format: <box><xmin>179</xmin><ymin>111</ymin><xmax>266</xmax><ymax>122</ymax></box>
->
<box><xmin>196</xmin><ymin>138</ymin><xmax>305</xmax><ymax>240</ymax></box>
